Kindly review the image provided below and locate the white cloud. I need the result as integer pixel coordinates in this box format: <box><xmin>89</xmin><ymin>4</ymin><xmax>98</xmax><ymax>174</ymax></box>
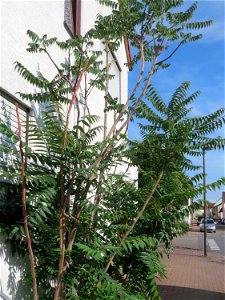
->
<box><xmin>199</xmin><ymin>19</ymin><xmax>225</xmax><ymax>43</ymax></box>
<box><xmin>193</xmin><ymin>0</ymin><xmax>225</xmax><ymax>43</ymax></box>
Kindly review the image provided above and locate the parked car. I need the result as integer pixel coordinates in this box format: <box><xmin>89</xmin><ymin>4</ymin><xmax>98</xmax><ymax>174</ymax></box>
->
<box><xmin>199</xmin><ymin>219</ymin><xmax>216</xmax><ymax>233</ymax></box>
<box><xmin>197</xmin><ymin>216</ymin><xmax>204</xmax><ymax>226</ymax></box>
<box><xmin>216</xmin><ymin>218</ymin><xmax>225</xmax><ymax>225</ymax></box>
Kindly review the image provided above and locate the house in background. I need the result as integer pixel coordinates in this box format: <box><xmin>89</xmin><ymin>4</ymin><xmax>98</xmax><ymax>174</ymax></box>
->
<box><xmin>207</xmin><ymin>202</ymin><xmax>214</xmax><ymax>219</ymax></box>
<box><xmin>212</xmin><ymin>198</ymin><xmax>222</xmax><ymax>219</ymax></box>
<box><xmin>183</xmin><ymin>198</ymin><xmax>193</xmax><ymax>227</ymax></box>
<box><xmin>0</xmin><ymin>1</ymin><xmax>137</xmax><ymax>298</ymax></box>
<box><xmin>192</xmin><ymin>202</ymin><xmax>215</xmax><ymax>223</ymax></box>
<box><xmin>192</xmin><ymin>193</ymin><xmax>225</xmax><ymax>224</ymax></box>
<box><xmin>212</xmin><ymin>192</ymin><xmax>225</xmax><ymax>220</ymax></box>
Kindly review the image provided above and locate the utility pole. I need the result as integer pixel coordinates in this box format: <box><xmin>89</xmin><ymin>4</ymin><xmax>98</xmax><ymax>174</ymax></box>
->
<box><xmin>203</xmin><ymin>149</ymin><xmax>207</xmax><ymax>256</ymax></box>
<box><xmin>222</xmin><ymin>192</ymin><xmax>225</xmax><ymax>220</ymax></box>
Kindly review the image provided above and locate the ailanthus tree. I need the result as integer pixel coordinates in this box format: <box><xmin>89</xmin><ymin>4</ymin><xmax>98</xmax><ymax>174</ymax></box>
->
<box><xmin>0</xmin><ymin>1</ymin><xmax>223</xmax><ymax>299</ymax></box>
<box><xmin>129</xmin><ymin>81</ymin><xmax>225</xmax><ymax>248</ymax></box>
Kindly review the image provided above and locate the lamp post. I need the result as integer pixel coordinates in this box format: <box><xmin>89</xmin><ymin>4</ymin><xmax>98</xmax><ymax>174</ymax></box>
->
<box><xmin>203</xmin><ymin>149</ymin><xmax>207</xmax><ymax>256</ymax></box>
<box><xmin>222</xmin><ymin>192</ymin><xmax>225</xmax><ymax>220</ymax></box>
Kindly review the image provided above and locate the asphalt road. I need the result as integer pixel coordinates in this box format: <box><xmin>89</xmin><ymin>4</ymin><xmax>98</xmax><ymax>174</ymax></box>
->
<box><xmin>172</xmin><ymin>224</ymin><xmax>225</xmax><ymax>256</ymax></box>
<box><xmin>198</xmin><ymin>225</ymin><xmax>225</xmax><ymax>256</ymax></box>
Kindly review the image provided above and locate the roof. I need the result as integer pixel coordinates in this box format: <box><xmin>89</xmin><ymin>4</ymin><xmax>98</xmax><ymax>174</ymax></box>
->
<box><xmin>214</xmin><ymin>198</ymin><xmax>222</xmax><ymax>207</ymax></box>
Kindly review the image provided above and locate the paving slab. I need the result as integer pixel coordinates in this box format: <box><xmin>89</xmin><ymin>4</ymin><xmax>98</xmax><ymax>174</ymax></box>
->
<box><xmin>158</xmin><ymin>247</ymin><xmax>225</xmax><ymax>300</ymax></box>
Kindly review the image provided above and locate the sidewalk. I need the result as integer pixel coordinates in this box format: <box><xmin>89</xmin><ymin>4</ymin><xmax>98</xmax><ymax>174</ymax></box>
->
<box><xmin>157</xmin><ymin>231</ymin><xmax>225</xmax><ymax>299</ymax></box>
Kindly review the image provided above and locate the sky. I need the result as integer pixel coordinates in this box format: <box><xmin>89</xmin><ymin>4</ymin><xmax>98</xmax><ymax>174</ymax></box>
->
<box><xmin>128</xmin><ymin>1</ymin><xmax>225</xmax><ymax>203</ymax></box>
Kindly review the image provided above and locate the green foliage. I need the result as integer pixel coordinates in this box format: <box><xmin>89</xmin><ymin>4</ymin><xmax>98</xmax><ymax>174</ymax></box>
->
<box><xmin>132</xmin><ymin>82</ymin><xmax>225</xmax><ymax>174</ymax></box>
<box><xmin>0</xmin><ymin>1</ymin><xmax>221</xmax><ymax>299</ymax></box>
<box><xmin>129</xmin><ymin>82</ymin><xmax>224</xmax><ymax>249</ymax></box>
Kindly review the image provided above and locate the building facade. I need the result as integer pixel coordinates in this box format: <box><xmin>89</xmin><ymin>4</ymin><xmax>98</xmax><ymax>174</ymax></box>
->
<box><xmin>0</xmin><ymin>1</ymin><xmax>137</xmax><ymax>298</ymax></box>
<box><xmin>212</xmin><ymin>193</ymin><xmax>225</xmax><ymax>220</ymax></box>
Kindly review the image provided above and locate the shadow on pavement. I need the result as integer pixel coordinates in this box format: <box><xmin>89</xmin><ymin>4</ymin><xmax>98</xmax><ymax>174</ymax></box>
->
<box><xmin>158</xmin><ymin>285</ymin><xmax>225</xmax><ymax>300</ymax></box>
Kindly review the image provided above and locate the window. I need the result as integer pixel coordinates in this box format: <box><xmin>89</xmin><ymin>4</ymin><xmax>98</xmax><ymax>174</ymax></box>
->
<box><xmin>0</xmin><ymin>88</ymin><xmax>29</xmax><ymax>178</ymax></box>
<box><xmin>0</xmin><ymin>182</ymin><xmax>22</xmax><ymax>224</ymax></box>
<box><xmin>64</xmin><ymin>0</ymin><xmax>81</xmax><ymax>36</ymax></box>
<box><xmin>0</xmin><ymin>87</ymin><xmax>30</xmax><ymax>224</ymax></box>
<box><xmin>207</xmin><ymin>219</ymin><xmax>214</xmax><ymax>224</ymax></box>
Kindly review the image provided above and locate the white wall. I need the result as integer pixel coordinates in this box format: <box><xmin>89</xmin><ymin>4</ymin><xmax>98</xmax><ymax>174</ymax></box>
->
<box><xmin>1</xmin><ymin>2</ymin><xmax>71</xmax><ymax>298</ymax></box>
<box><xmin>0</xmin><ymin>236</ymin><xmax>22</xmax><ymax>300</ymax></box>
<box><xmin>0</xmin><ymin>1</ymin><xmax>137</xmax><ymax>298</ymax></box>
<box><xmin>0</xmin><ymin>0</ymin><xmax>130</xmax><ymax>135</ymax></box>
<box><xmin>1</xmin><ymin>1</ymin><xmax>69</xmax><ymax>98</ymax></box>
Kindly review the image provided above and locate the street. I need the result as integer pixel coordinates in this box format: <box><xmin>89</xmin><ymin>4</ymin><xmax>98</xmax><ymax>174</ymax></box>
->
<box><xmin>172</xmin><ymin>224</ymin><xmax>225</xmax><ymax>256</ymax></box>
<box><xmin>198</xmin><ymin>225</ymin><xmax>225</xmax><ymax>256</ymax></box>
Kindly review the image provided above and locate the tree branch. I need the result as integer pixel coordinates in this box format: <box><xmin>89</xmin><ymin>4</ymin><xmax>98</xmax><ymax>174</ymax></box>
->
<box><xmin>42</xmin><ymin>48</ymin><xmax>73</xmax><ymax>89</ymax></box>
<box><xmin>63</xmin><ymin>59</ymin><xmax>89</xmax><ymax>148</ymax></box>
<box><xmin>88</xmin><ymin>53</ymin><xmax>159</xmax><ymax>177</ymax></box>
<box><xmin>16</xmin><ymin>104</ymin><xmax>38</xmax><ymax>300</ymax></box>
<box><xmin>104</xmin><ymin>39</ymin><xmax>110</xmax><ymax>140</ymax></box>
<box><xmin>104</xmin><ymin>170</ymin><xmax>164</xmax><ymax>273</ymax></box>
<box><xmin>54</xmin><ymin>59</ymin><xmax>89</xmax><ymax>299</ymax></box>
<box><xmin>128</xmin><ymin>37</ymin><xmax>145</xmax><ymax>101</ymax></box>
<box><xmin>155</xmin><ymin>41</ymin><xmax>183</xmax><ymax>66</ymax></box>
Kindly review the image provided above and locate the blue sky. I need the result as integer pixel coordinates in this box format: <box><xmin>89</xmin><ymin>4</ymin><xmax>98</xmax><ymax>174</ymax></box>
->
<box><xmin>128</xmin><ymin>1</ymin><xmax>224</xmax><ymax>203</ymax></box>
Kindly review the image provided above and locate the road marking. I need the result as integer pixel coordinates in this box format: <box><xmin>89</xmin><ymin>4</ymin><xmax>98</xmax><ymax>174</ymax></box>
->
<box><xmin>207</xmin><ymin>238</ymin><xmax>220</xmax><ymax>250</ymax></box>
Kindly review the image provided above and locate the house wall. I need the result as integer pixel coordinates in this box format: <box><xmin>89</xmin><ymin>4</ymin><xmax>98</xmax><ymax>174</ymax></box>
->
<box><xmin>0</xmin><ymin>1</ymin><xmax>137</xmax><ymax>298</ymax></box>
<box><xmin>183</xmin><ymin>198</ymin><xmax>193</xmax><ymax>226</ymax></box>
<box><xmin>1</xmin><ymin>1</ymin><xmax>68</xmax><ymax>98</ymax></box>
<box><xmin>212</xmin><ymin>197</ymin><xmax>224</xmax><ymax>220</ymax></box>
<box><xmin>1</xmin><ymin>2</ymin><xmax>68</xmax><ymax>298</ymax></box>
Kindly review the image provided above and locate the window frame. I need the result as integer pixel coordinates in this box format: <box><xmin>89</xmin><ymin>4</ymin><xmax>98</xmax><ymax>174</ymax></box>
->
<box><xmin>64</xmin><ymin>0</ymin><xmax>81</xmax><ymax>37</ymax></box>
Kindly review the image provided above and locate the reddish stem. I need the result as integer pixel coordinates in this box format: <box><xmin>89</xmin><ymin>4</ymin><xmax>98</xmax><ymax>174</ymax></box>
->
<box><xmin>63</xmin><ymin>59</ymin><xmax>89</xmax><ymax>148</ymax></box>
<box><xmin>16</xmin><ymin>103</ymin><xmax>38</xmax><ymax>300</ymax></box>
<box><xmin>54</xmin><ymin>59</ymin><xmax>89</xmax><ymax>299</ymax></box>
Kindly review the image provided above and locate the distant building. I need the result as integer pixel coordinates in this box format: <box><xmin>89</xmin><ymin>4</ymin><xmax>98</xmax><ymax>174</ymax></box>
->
<box><xmin>212</xmin><ymin>194</ymin><xmax>225</xmax><ymax>220</ymax></box>
<box><xmin>192</xmin><ymin>202</ymin><xmax>214</xmax><ymax>223</ymax></box>
<box><xmin>183</xmin><ymin>198</ymin><xmax>193</xmax><ymax>226</ymax></box>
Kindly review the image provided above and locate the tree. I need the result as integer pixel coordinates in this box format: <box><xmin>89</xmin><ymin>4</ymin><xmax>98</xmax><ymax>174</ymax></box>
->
<box><xmin>0</xmin><ymin>1</ymin><xmax>220</xmax><ymax>299</ymax></box>
<box><xmin>129</xmin><ymin>81</ymin><xmax>225</xmax><ymax>248</ymax></box>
